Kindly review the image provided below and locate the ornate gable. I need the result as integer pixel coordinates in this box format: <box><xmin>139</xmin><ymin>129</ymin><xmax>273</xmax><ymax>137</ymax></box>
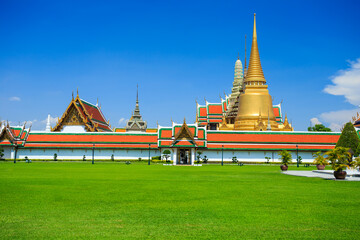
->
<box><xmin>171</xmin><ymin>120</ymin><xmax>197</xmax><ymax>147</ymax></box>
<box><xmin>52</xmin><ymin>92</ymin><xmax>112</xmax><ymax>132</ymax></box>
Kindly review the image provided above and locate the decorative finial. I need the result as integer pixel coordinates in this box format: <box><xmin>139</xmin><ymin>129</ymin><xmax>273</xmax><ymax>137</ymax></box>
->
<box><xmin>157</xmin><ymin>120</ymin><xmax>159</xmax><ymax>128</ymax></box>
<box><xmin>183</xmin><ymin>117</ymin><xmax>186</xmax><ymax>124</ymax></box>
<box><xmin>76</xmin><ymin>88</ymin><xmax>79</xmax><ymax>97</ymax></box>
<box><xmin>72</xmin><ymin>91</ymin><xmax>74</xmax><ymax>100</ymax></box>
<box><xmin>136</xmin><ymin>84</ymin><xmax>139</xmax><ymax>103</ymax></box>
<box><xmin>237</xmin><ymin>52</ymin><xmax>240</xmax><ymax>60</ymax></box>
<box><xmin>246</xmin><ymin>13</ymin><xmax>266</xmax><ymax>84</ymax></box>
<box><xmin>96</xmin><ymin>98</ymin><xmax>99</xmax><ymax>107</ymax></box>
<box><xmin>204</xmin><ymin>97</ymin><xmax>207</xmax><ymax>103</ymax></box>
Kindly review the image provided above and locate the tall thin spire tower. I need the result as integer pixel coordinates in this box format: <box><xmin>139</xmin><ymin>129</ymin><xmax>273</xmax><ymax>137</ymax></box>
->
<box><xmin>234</xmin><ymin>14</ymin><xmax>279</xmax><ymax>131</ymax></box>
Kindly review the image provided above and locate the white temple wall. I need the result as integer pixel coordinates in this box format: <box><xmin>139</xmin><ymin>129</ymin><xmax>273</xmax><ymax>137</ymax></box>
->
<box><xmin>2</xmin><ymin>146</ymin><xmax>12</xmax><ymax>159</ymax></box>
<box><xmin>15</xmin><ymin>148</ymin><xmax>160</xmax><ymax>160</ymax></box>
<box><xmin>200</xmin><ymin>150</ymin><xmax>315</xmax><ymax>163</ymax></box>
<box><xmin>4</xmin><ymin>147</ymin><xmax>317</xmax><ymax>163</ymax></box>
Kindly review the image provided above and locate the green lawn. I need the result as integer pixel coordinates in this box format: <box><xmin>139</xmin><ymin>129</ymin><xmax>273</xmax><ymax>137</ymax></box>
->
<box><xmin>0</xmin><ymin>162</ymin><xmax>359</xmax><ymax>239</ymax></box>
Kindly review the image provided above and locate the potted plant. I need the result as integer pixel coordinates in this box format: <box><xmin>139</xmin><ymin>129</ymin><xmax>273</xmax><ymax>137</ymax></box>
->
<box><xmin>232</xmin><ymin>156</ymin><xmax>238</xmax><ymax>164</ymax></box>
<box><xmin>312</xmin><ymin>151</ymin><xmax>328</xmax><ymax>170</ymax></box>
<box><xmin>278</xmin><ymin>150</ymin><xmax>292</xmax><ymax>171</ymax></box>
<box><xmin>326</xmin><ymin>147</ymin><xmax>352</xmax><ymax>180</ymax></box>
<box><xmin>202</xmin><ymin>155</ymin><xmax>208</xmax><ymax>164</ymax></box>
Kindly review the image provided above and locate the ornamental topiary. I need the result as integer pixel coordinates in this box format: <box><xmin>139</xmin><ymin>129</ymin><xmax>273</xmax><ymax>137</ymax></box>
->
<box><xmin>162</xmin><ymin>150</ymin><xmax>171</xmax><ymax>163</ymax></box>
<box><xmin>336</xmin><ymin>122</ymin><xmax>360</xmax><ymax>156</ymax></box>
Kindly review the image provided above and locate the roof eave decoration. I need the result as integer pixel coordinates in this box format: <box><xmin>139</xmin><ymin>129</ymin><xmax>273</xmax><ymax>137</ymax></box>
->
<box><xmin>171</xmin><ymin>119</ymin><xmax>197</xmax><ymax>147</ymax></box>
<box><xmin>52</xmin><ymin>93</ymin><xmax>111</xmax><ymax>132</ymax></box>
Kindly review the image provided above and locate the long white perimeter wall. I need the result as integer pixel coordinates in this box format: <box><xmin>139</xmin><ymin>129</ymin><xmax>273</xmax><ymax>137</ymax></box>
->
<box><xmin>200</xmin><ymin>150</ymin><xmax>314</xmax><ymax>163</ymax></box>
<box><xmin>5</xmin><ymin>147</ymin><xmax>160</xmax><ymax>160</ymax></box>
<box><xmin>3</xmin><ymin>146</ymin><xmax>315</xmax><ymax>163</ymax></box>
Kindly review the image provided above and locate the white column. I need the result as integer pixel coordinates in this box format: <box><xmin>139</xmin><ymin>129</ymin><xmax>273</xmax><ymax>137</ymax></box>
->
<box><xmin>172</xmin><ymin>149</ymin><xmax>177</xmax><ymax>165</ymax></box>
<box><xmin>191</xmin><ymin>148</ymin><xmax>195</xmax><ymax>165</ymax></box>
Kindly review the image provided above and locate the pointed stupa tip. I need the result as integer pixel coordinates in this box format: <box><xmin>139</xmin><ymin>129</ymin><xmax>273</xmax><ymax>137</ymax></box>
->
<box><xmin>45</xmin><ymin>114</ymin><xmax>51</xmax><ymax>132</ymax></box>
<box><xmin>246</xmin><ymin>13</ymin><xmax>266</xmax><ymax>84</ymax></box>
<box><xmin>136</xmin><ymin>84</ymin><xmax>139</xmax><ymax>103</ymax></box>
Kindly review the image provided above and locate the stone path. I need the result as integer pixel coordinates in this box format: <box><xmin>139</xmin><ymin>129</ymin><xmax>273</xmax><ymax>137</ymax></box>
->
<box><xmin>282</xmin><ymin>170</ymin><xmax>360</xmax><ymax>181</ymax></box>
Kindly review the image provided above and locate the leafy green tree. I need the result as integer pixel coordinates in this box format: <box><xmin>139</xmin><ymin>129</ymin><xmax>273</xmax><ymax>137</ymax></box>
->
<box><xmin>308</xmin><ymin>124</ymin><xmax>332</xmax><ymax>132</ymax></box>
<box><xmin>336</xmin><ymin>122</ymin><xmax>360</xmax><ymax>156</ymax></box>
<box><xmin>356</xmin><ymin>143</ymin><xmax>360</xmax><ymax>157</ymax></box>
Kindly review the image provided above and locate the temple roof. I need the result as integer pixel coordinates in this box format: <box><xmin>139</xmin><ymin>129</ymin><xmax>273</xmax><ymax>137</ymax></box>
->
<box><xmin>126</xmin><ymin>86</ymin><xmax>147</xmax><ymax>132</ymax></box>
<box><xmin>52</xmin><ymin>92</ymin><xmax>112</xmax><ymax>132</ymax></box>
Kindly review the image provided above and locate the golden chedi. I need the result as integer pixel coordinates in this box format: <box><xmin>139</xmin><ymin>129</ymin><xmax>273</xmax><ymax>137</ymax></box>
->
<box><xmin>234</xmin><ymin>14</ymin><xmax>280</xmax><ymax>131</ymax></box>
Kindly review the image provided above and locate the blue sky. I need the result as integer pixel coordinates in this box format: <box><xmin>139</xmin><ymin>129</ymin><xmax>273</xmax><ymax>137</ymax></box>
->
<box><xmin>1</xmin><ymin>0</ymin><xmax>360</xmax><ymax>131</ymax></box>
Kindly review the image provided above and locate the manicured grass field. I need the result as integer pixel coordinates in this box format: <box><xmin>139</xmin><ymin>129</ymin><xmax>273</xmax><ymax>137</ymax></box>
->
<box><xmin>0</xmin><ymin>162</ymin><xmax>359</xmax><ymax>239</ymax></box>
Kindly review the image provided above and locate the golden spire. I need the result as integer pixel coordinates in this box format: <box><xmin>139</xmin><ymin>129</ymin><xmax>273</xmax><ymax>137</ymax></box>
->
<box><xmin>244</xmin><ymin>34</ymin><xmax>247</xmax><ymax>71</ymax></box>
<box><xmin>245</xmin><ymin>13</ymin><xmax>266</xmax><ymax>84</ymax></box>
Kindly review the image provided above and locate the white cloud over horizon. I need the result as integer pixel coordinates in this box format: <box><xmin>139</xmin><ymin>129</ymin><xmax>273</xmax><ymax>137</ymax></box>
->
<box><xmin>118</xmin><ymin>118</ymin><xmax>129</xmax><ymax>127</ymax></box>
<box><xmin>312</xmin><ymin>59</ymin><xmax>360</xmax><ymax>131</ymax></box>
<box><xmin>318</xmin><ymin>108</ymin><xmax>358</xmax><ymax>131</ymax></box>
<box><xmin>324</xmin><ymin>58</ymin><xmax>360</xmax><ymax>106</ymax></box>
<box><xmin>310</xmin><ymin>117</ymin><xmax>322</xmax><ymax>126</ymax></box>
<box><xmin>9</xmin><ymin>96</ymin><xmax>21</xmax><ymax>101</ymax></box>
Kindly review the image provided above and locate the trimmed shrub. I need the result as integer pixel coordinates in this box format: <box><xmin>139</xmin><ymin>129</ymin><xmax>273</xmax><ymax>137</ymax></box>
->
<box><xmin>336</xmin><ymin>122</ymin><xmax>360</xmax><ymax>156</ymax></box>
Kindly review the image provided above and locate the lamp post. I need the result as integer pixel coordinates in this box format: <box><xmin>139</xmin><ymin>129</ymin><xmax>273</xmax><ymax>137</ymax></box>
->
<box><xmin>92</xmin><ymin>143</ymin><xmax>95</xmax><ymax>165</ymax></box>
<box><xmin>148</xmin><ymin>144</ymin><xmax>151</xmax><ymax>165</ymax></box>
<box><xmin>13</xmin><ymin>142</ymin><xmax>18</xmax><ymax>164</ymax></box>
<box><xmin>296</xmin><ymin>144</ymin><xmax>299</xmax><ymax>168</ymax></box>
<box><xmin>221</xmin><ymin>145</ymin><xmax>224</xmax><ymax>166</ymax></box>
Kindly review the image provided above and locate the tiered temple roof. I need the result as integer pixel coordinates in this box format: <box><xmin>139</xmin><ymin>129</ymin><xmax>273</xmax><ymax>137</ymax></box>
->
<box><xmin>125</xmin><ymin>86</ymin><xmax>147</xmax><ymax>132</ymax></box>
<box><xmin>52</xmin><ymin>91</ymin><xmax>112</xmax><ymax>132</ymax></box>
<box><xmin>0</xmin><ymin>122</ymin><xmax>30</xmax><ymax>147</ymax></box>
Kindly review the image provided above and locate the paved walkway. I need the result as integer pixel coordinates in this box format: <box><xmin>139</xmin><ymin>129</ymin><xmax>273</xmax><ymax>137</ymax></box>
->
<box><xmin>282</xmin><ymin>170</ymin><xmax>360</xmax><ymax>181</ymax></box>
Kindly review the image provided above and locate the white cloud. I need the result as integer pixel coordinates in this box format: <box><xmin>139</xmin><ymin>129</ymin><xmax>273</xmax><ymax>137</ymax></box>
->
<box><xmin>318</xmin><ymin>108</ymin><xmax>358</xmax><ymax>131</ymax></box>
<box><xmin>310</xmin><ymin>117</ymin><xmax>322</xmax><ymax>126</ymax></box>
<box><xmin>9</xmin><ymin>96</ymin><xmax>21</xmax><ymax>101</ymax></box>
<box><xmin>324</xmin><ymin>58</ymin><xmax>360</xmax><ymax>106</ymax></box>
<box><xmin>118</xmin><ymin>118</ymin><xmax>125</xmax><ymax>124</ymax></box>
<box><xmin>41</xmin><ymin>115</ymin><xmax>58</xmax><ymax>125</ymax></box>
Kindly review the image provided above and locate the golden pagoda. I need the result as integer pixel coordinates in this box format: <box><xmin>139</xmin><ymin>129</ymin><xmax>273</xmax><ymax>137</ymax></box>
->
<box><xmin>234</xmin><ymin>14</ymin><xmax>282</xmax><ymax>131</ymax></box>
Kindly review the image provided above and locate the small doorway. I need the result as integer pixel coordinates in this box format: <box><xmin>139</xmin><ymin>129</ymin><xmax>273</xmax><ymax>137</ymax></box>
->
<box><xmin>178</xmin><ymin>149</ymin><xmax>191</xmax><ymax>165</ymax></box>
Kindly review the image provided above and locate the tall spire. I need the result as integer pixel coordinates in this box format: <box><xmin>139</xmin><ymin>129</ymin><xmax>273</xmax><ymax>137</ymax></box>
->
<box><xmin>45</xmin><ymin>114</ymin><xmax>51</xmax><ymax>132</ymax></box>
<box><xmin>125</xmin><ymin>85</ymin><xmax>147</xmax><ymax>132</ymax></box>
<box><xmin>134</xmin><ymin>84</ymin><xmax>140</xmax><ymax>116</ymax></box>
<box><xmin>245</xmin><ymin>13</ymin><xmax>266</xmax><ymax>84</ymax></box>
<box><xmin>244</xmin><ymin>34</ymin><xmax>247</xmax><ymax>71</ymax></box>
<box><xmin>136</xmin><ymin>84</ymin><xmax>139</xmax><ymax>104</ymax></box>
